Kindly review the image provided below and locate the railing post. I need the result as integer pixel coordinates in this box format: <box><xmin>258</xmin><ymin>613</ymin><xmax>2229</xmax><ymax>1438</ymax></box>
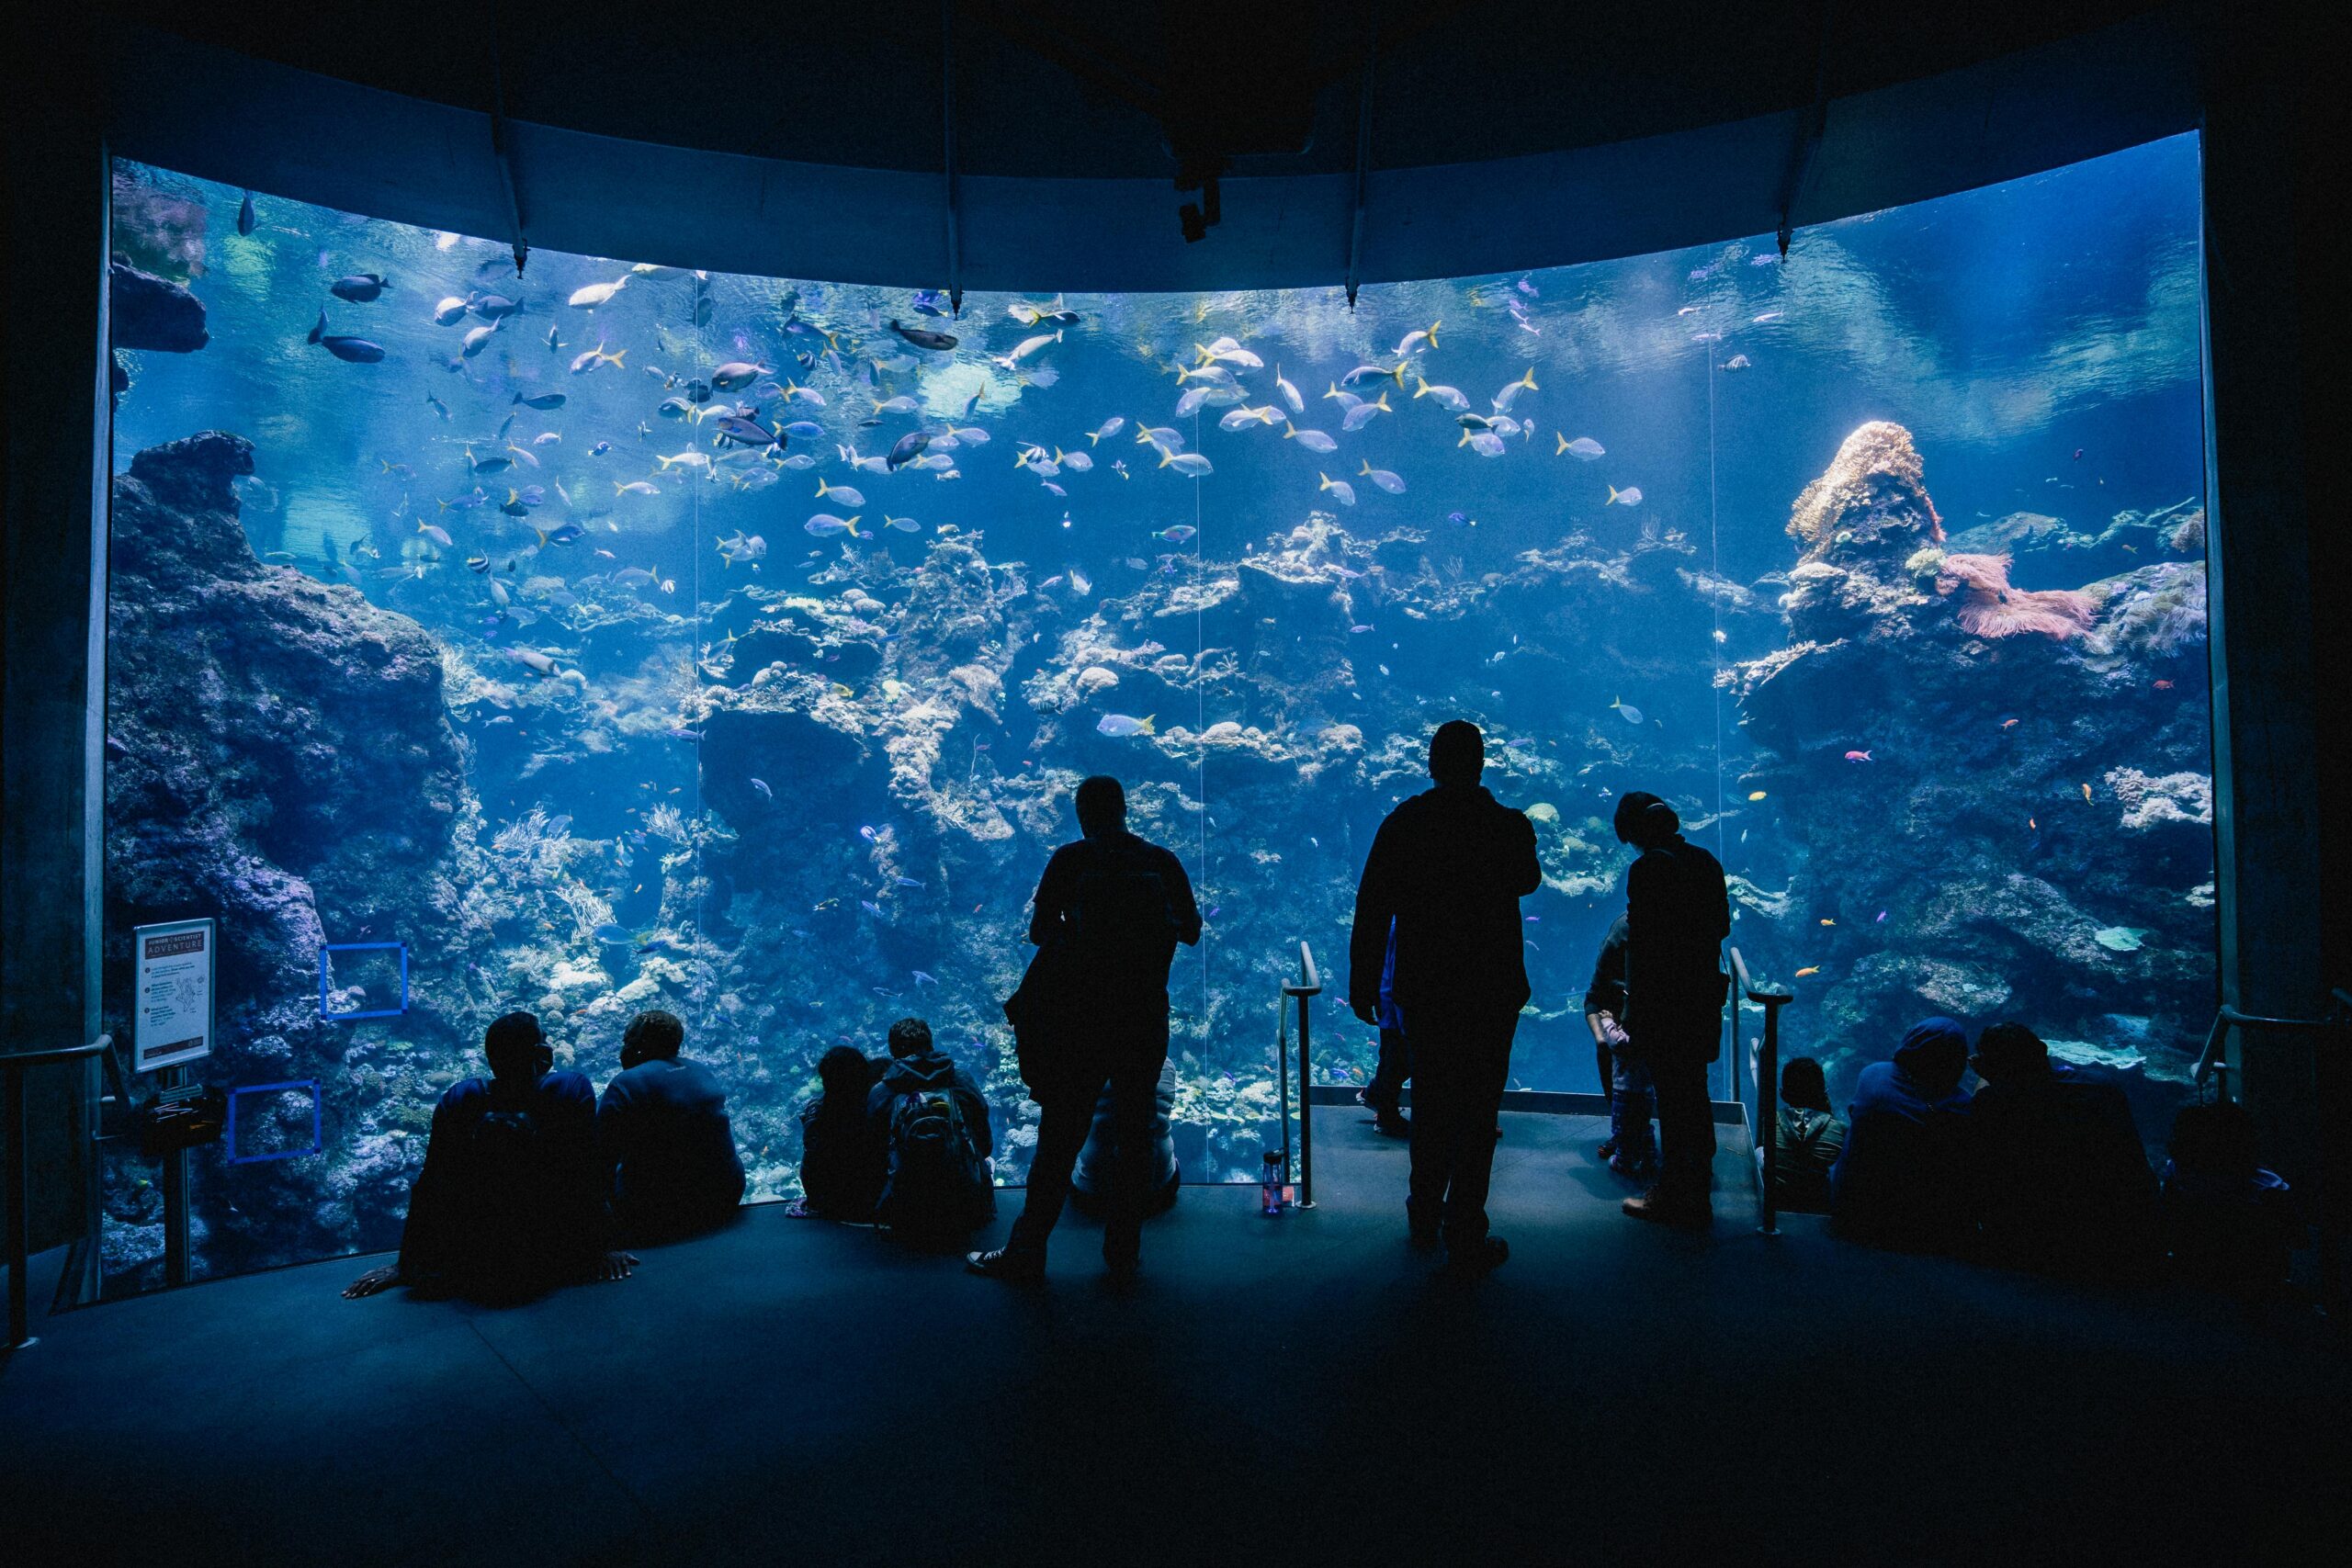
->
<box><xmin>1283</xmin><ymin>942</ymin><xmax>1322</xmax><ymax>1211</ymax></box>
<box><xmin>6</xmin><ymin>1061</ymin><xmax>28</xmax><ymax>1350</ymax></box>
<box><xmin>1757</xmin><ymin>998</ymin><xmax>1780</xmax><ymax>1237</ymax></box>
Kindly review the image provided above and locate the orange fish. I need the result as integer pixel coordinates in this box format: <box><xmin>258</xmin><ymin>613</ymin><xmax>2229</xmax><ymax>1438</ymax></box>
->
<box><xmin>2001</xmin><ymin>717</ymin><xmax>2019</xmax><ymax>729</ymax></box>
<box><xmin>2029</xmin><ymin>817</ymin><xmax>2038</xmax><ymax>830</ymax></box>
<box><xmin>2154</xmin><ymin>679</ymin><xmax>2174</xmax><ymax>690</ymax></box>
<box><xmin>1820</xmin><ymin>919</ymin><xmax>1836</xmax><ymax>927</ymax></box>
<box><xmin>2081</xmin><ymin>784</ymin><xmax>2093</xmax><ymax>803</ymax></box>
<box><xmin>1795</xmin><ymin>966</ymin><xmax>1821</xmax><ymax>978</ymax></box>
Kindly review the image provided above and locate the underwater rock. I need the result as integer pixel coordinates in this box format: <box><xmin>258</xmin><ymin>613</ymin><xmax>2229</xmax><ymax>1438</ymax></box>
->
<box><xmin>109</xmin><ymin>261</ymin><xmax>209</xmax><ymax>353</ymax></box>
<box><xmin>1730</xmin><ymin>422</ymin><xmax>2212</xmax><ymax>1089</ymax></box>
<box><xmin>106</xmin><ymin>431</ymin><xmax>469</xmax><ymax>1272</ymax></box>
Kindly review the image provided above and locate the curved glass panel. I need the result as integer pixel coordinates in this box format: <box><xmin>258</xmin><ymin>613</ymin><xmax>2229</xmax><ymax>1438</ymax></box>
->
<box><xmin>98</xmin><ymin>134</ymin><xmax>2210</xmax><ymax>1289</ymax></box>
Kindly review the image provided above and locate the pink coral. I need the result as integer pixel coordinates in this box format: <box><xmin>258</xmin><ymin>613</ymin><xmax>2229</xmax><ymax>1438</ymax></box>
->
<box><xmin>1934</xmin><ymin>553</ymin><xmax>2096</xmax><ymax>640</ymax></box>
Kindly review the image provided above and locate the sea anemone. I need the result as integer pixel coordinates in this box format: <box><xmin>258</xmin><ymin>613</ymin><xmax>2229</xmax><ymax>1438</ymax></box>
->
<box><xmin>1933</xmin><ymin>552</ymin><xmax>2096</xmax><ymax>640</ymax></box>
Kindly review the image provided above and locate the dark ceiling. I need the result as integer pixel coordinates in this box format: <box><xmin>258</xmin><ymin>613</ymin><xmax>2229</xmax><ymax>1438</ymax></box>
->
<box><xmin>103</xmin><ymin>0</ymin><xmax>2172</xmax><ymax>181</ymax></box>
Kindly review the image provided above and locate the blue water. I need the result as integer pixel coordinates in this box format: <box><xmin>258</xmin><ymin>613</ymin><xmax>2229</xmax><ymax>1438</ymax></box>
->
<box><xmin>101</xmin><ymin>135</ymin><xmax>2212</xmax><ymax>1283</ymax></box>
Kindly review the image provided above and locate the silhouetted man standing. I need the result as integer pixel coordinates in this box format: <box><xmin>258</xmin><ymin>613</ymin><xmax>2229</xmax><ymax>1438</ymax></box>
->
<box><xmin>1612</xmin><ymin>793</ymin><xmax>1730</xmax><ymax>1229</ymax></box>
<box><xmin>1350</xmin><ymin>722</ymin><xmax>1543</xmax><ymax>1274</ymax></box>
<box><xmin>971</xmin><ymin>775</ymin><xmax>1200</xmax><ymax>1282</ymax></box>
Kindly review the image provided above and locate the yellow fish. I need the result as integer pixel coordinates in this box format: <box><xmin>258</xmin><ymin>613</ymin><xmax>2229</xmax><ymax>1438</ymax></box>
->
<box><xmin>1747</xmin><ymin>790</ymin><xmax>1768</xmax><ymax>802</ymax></box>
<box><xmin>1795</xmin><ymin>966</ymin><xmax>1821</xmax><ymax>978</ymax></box>
<box><xmin>1820</xmin><ymin>919</ymin><xmax>1836</xmax><ymax>927</ymax></box>
<box><xmin>2081</xmin><ymin>783</ymin><xmax>2093</xmax><ymax>803</ymax></box>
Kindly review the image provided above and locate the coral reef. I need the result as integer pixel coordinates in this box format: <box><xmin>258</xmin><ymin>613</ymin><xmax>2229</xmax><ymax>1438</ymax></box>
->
<box><xmin>1728</xmin><ymin>423</ymin><xmax>2214</xmax><ymax>1119</ymax></box>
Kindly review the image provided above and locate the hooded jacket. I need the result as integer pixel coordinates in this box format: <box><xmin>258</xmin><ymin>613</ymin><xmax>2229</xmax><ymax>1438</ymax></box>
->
<box><xmin>865</xmin><ymin>1050</ymin><xmax>994</xmax><ymax>1159</ymax></box>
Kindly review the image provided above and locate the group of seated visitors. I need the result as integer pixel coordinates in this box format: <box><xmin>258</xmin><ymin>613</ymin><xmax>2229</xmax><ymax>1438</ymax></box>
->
<box><xmin>345</xmin><ymin>1008</ymin><xmax>744</xmax><ymax>1301</ymax></box>
<box><xmin>1770</xmin><ymin>1016</ymin><xmax>2297</xmax><ymax>1293</ymax></box>
<box><xmin>795</xmin><ymin>1018</ymin><xmax>1182</xmax><ymax>1230</ymax></box>
<box><xmin>791</xmin><ymin>1015</ymin><xmax>997</xmax><ymax>1237</ymax></box>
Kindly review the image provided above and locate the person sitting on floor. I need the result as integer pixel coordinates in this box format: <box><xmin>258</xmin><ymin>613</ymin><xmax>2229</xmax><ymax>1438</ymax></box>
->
<box><xmin>1965</xmin><ymin>1021</ymin><xmax>2155</xmax><ymax>1275</ymax></box>
<box><xmin>867</xmin><ymin>1017</ymin><xmax>996</xmax><ymax>1237</ymax></box>
<box><xmin>345</xmin><ymin>1010</ymin><xmax>632</xmax><ymax>1301</ymax></box>
<box><xmin>596</xmin><ymin>1009</ymin><xmax>747</xmax><ymax>1244</ymax></box>
<box><xmin>1073</xmin><ymin>1057</ymin><xmax>1182</xmax><ymax>1219</ymax></box>
<box><xmin>1770</xmin><ymin>1055</ymin><xmax>1846</xmax><ymax>1214</ymax></box>
<box><xmin>792</xmin><ymin>1045</ymin><xmax>888</xmax><ymax>1221</ymax></box>
<box><xmin>2159</xmin><ymin>1099</ymin><xmax>2299</xmax><ymax>1298</ymax></box>
<box><xmin>1830</xmin><ymin>1017</ymin><xmax>1974</xmax><ymax>1250</ymax></box>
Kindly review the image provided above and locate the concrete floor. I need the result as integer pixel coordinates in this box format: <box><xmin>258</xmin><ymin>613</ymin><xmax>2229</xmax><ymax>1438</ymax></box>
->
<box><xmin>4</xmin><ymin>1109</ymin><xmax>2344</xmax><ymax>1567</ymax></box>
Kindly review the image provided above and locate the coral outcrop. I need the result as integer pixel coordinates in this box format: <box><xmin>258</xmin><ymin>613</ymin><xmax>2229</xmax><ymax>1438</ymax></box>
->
<box><xmin>1728</xmin><ymin>423</ymin><xmax>2213</xmax><ymax>1107</ymax></box>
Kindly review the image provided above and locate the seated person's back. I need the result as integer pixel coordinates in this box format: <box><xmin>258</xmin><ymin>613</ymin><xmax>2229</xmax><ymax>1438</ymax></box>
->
<box><xmin>1073</xmin><ymin>1057</ymin><xmax>1182</xmax><ymax>1215</ymax></box>
<box><xmin>866</xmin><ymin>1017</ymin><xmax>996</xmax><ymax>1233</ymax></box>
<box><xmin>2160</xmin><ymin>1100</ymin><xmax>2297</xmax><ymax>1295</ymax></box>
<box><xmin>364</xmin><ymin>1011</ymin><xmax>610</xmax><ymax>1300</ymax></box>
<box><xmin>1831</xmin><ymin>1017</ymin><xmax>1974</xmax><ymax>1248</ymax></box>
<box><xmin>597</xmin><ymin>1010</ymin><xmax>747</xmax><ymax>1240</ymax></box>
<box><xmin>1966</xmin><ymin>1022</ymin><xmax>2154</xmax><ymax>1271</ymax></box>
<box><xmin>1771</xmin><ymin>1055</ymin><xmax>1846</xmax><ymax>1214</ymax></box>
<box><xmin>797</xmin><ymin>1046</ymin><xmax>888</xmax><ymax>1220</ymax></box>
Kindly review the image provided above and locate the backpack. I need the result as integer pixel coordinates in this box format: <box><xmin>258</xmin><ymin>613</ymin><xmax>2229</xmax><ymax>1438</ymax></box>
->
<box><xmin>876</xmin><ymin>1085</ymin><xmax>994</xmax><ymax>1234</ymax></box>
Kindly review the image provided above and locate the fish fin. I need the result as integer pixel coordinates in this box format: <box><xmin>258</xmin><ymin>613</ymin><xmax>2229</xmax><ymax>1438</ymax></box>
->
<box><xmin>1387</xmin><ymin>364</ymin><xmax>1405</xmax><ymax>387</ymax></box>
<box><xmin>535</xmin><ymin>529</ymin><xmax>548</xmax><ymax>547</ymax></box>
<box><xmin>1317</xmin><ymin>471</ymin><xmax>1330</xmax><ymax>489</ymax></box>
<box><xmin>1360</xmin><ymin>458</ymin><xmax>1372</xmax><ymax>476</ymax></box>
<box><xmin>309</xmin><ymin>310</ymin><xmax>325</xmax><ymax>344</ymax></box>
<box><xmin>1375</xmin><ymin>391</ymin><xmax>1391</xmax><ymax>411</ymax></box>
<box><xmin>1457</xmin><ymin>429</ymin><xmax>1472</xmax><ymax>447</ymax></box>
<box><xmin>1555</xmin><ymin>432</ymin><xmax>1567</xmax><ymax>455</ymax></box>
<box><xmin>1141</xmin><ymin>715</ymin><xmax>1156</xmax><ymax>734</ymax></box>
<box><xmin>843</xmin><ymin>516</ymin><xmax>861</xmax><ymax>536</ymax></box>
<box><xmin>1428</xmin><ymin>320</ymin><xmax>1441</xmax><ymax>348</ymax></box>
<box><xmin>1413</xmin><ymin>377</ymin><xmax>1430</xmax><ymax>399</ymax></box>
<box><xmin>1608</xmin><ymin>486</ymin><xmax>1620</xmax><ymax>503</ymax></box>
<box><xmin>1521</xmin><ymin>367</ymin><xmax>1539</xmax><ymax>390</ymax></box>
<box><xmin>614</xmin><ymin>481</ymin><xmax>626</xmax><ymax>496</ymax></box>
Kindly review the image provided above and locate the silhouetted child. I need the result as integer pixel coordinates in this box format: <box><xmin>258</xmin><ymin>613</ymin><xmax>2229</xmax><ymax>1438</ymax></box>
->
<box><xmin>1771</xmin><ymin>1055</ymin><xmax>1846</xmax><ymax>1214</ymax></box>
<box><xmin>2160</xmin><ymin>1100</ymin><xmax>2298</xmax><ymax>1298</ymax></box>
<box><xmin>791</xmin><ymin>1045</ymin><xmax>887</xmax><ymax>1222</ymax></box>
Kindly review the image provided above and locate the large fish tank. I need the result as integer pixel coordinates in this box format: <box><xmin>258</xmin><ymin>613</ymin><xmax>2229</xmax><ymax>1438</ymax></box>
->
<box><xmin>98</xmin><ymin>136</ymin><xmax>2217</xmax><ymax>1288</ymax></box>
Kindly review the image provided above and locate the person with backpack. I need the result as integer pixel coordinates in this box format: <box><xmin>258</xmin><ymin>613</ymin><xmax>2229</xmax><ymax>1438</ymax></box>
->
<box><xmin>971</xmin><ymin>774</ymin><xmax>1201</xmax><ymax>1283</ymax></box>
<box><xmin>867</xmin><ymin>1017</ymin><xmax>995</xmax><ymax>1238</ymax></box>
<box><xmin>791</xmin><ymin>1045</ymin><xmax>890</xmax><ymax>1221</ymax></box>
<box><xmin>345</xmin><ymin>1011</ymin><xmax>632</xmax><ymax>1302</ymax></box>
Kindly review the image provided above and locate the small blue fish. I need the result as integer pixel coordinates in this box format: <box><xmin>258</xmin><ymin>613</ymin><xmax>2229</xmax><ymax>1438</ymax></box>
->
<box><xmin>912</xmin><ymin>970</ymin><xmax>940</xmax><ymax>987</ymax></box>
<box><xmin>1096</xmin><ymin>713</ymin><xmax>1157</xmax><ymax>738</ymax></box>
<box><xmin>860</xmin><ymin>899</ymin><xmax>888</xmax><ymax>919</ymax></box>
<box><xmin>894</xmin><ymin>875</ymin><xmax>923</xmax><ymax>889</ymax></box>
<box><xmin>750</xmin><ymin>778</ymin><xmax>774</xmax><ymax>801</ymax></box>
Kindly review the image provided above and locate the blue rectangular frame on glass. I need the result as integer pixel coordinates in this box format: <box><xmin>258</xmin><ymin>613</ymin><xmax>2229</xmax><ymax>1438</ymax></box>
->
<box><xmin>224</xmin><ymin>1080</ymin><xmax>324</xmax><ymax>1165</ymax></box>
<box><xmin>317</xmin><ymin>942</ymin><xmax>409</xmax><ymax>1021</ymax></box>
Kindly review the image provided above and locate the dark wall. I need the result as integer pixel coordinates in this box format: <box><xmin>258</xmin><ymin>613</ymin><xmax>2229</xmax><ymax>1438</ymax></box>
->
<box><xmin>3</xmin><ymin>17</ymin><xmax>110</xmax><ymax>1258</ymax></box>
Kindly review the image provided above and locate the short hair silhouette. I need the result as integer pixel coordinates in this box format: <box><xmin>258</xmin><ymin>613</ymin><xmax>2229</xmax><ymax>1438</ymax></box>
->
<box><xmin>888</xmin><ymin>1016</ymin><xmax>934</xmax><ymax>1057</ymax></box>
<box><xmin>1612</xmin><ymin>791</ymin><xmax>1679</xmax><ymax>847</ymax></box>
<box><xmin>623</xmin><ymin>1010</ymin><xmax>684</xmax><ymax>1061</ymax></box>
<box><xmin>1781</xmin><ymin>1055</ymin><xmax>1830</xmax><ymax>1111</ymax></box>
<box><xmin>1075</xmin><ymin>774</ymin><xmax>1126</xmax><ymax>835</ymax></box>
<box><xmin>1973</xmin><ymin>1021</ymin><xmax>2049</xmax><ymax>1080</ymax></box>
<box><xmin>484</xmin><ymin>1010</ymin><xmax>545</xmax><ymax>1074</ymax></box>
<box><xmin>1429</xmin><ymin>720</ymin><xmax>1485</xmax><ymax>784</ymax></box>
<box><xmin>817</xmin><ymin>1044</ymin><xmax>870</xmax><ymax>1100</ymax></box>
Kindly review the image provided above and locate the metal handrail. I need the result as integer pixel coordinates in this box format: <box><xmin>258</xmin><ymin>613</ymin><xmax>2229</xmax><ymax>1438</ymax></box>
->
<box><xmin>1728</xmin><ymin>951</ymin><xmax>1792</xmax><ymax>1236</ymax></box>
<box><xmin>2191</xmin><ymin>1000</ymin><xmax>2352</xmax><ymax>1096</ymax></box>
<box><xmin>6</xmin><ymin>1038</ymin><xmax>109</xmax><ymax>1352</ymax></box>
<box><xmin>1283</xmin><ymin>942</ymin><xmax>1321</xmax><ymax>1209</ymax></box>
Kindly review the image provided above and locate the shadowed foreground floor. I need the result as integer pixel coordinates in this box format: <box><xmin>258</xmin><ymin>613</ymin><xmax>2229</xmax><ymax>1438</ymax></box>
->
<box><xmin>4</xmin><ymin>1109</ymin><xmax>2343</xmax><ymax>1566</ymax></box>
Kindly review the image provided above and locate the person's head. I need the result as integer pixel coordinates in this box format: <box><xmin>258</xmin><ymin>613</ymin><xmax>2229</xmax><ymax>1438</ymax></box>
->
<box><xmin>1781</xmin><ymin>1055</ymin><xmax>1831</xmax><ymax>1112</ymax></box>
<box><xmin>1075</xmin><ymin>774</ymin><xmax>1126</xmax><ymax>838</ymax></box>
<box><xmin>1971</xmin><ymin>1021</ymin><xmax>2050</xmax><ymax>1085</ymax></box>
<box><xmin>483</xmin><ymin>1010</ymin><xmax>550</xmax><ymax>1081</ymax></box>
<box><xmin>1428</xmin><ymin>720</ymin><xmax>1485</xmax><ymax>786</ymax></box>
<box><xmin>1612</xmin><ymin>790</ymin><xmax>1680</xmax><ymax>849</ymax></box>
<box><xmin>2168</xmin><ymin>1100</ymin><xmax>2260</xmax><ymax>1179</ymax></box>
<box><xmin>1894</xmin><ymin>1017</ymin><xmax>1970</xmax><ymax>1100</ymax></box>
<box><xmin>620</xmin><ymin>1009</ymin><xmax>685</xmax><ymax>1069</ymax></box>
<box><xmin>887</xmin><ymin>1016</ymin><xmax>934</xmax><ymax>1059</ymax></box>
<box><xmin>817</xmin><ymin>1044</ymin><xmax>870</xmax><ymax>1102</ymax></box>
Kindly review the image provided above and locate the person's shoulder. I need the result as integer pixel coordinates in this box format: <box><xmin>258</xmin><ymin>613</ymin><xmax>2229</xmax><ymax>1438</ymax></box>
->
<box><xmin>543</xmin><ymin>1070</ymin><xmax>596</xmax><ymax>1104</ymax></box>
<box><xmin>437</xmin><ymin>1076</ymin><xmax>492</xmax><ymax>1111</ymax></box>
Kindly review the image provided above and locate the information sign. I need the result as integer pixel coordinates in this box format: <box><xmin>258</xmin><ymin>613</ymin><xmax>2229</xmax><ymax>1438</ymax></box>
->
<box><xmin>133</xmin><ymin>917</ymin><xmax>216</xmax><ymax>1073</ymax></box>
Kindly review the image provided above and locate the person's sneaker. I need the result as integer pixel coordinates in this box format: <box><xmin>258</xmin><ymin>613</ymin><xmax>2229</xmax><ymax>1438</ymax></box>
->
<box><xmin>1597</xmin><ymin>1136</ymin><xmax>1620</xmax><ymax>1161</ymax></box>
<box><xmin>1442</xmin><ymin>1235</ymin><xmax>1510</xmax><ymax>1276</ymax></box>
<box><xmin>966</xmin><ymin>1247</ymin><xmax>1046</xmax><ymax>1283</ymax></box>
<box><xmin>1622</xmin><ymin>1190</ymin><xmax>1712</xmax><ymax>1229</ymax></box>
<box><xmin>1607</xmin><ymin>1153</ymin><xmax>1656</xmax><ymax>1180</ymax></box>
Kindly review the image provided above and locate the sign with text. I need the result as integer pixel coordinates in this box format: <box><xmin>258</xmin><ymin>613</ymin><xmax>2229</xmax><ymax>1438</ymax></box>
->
<box><xmin>133</xmin><ymin>918</ymin><xmax>216</xmax><ymax>1073</ymax></box>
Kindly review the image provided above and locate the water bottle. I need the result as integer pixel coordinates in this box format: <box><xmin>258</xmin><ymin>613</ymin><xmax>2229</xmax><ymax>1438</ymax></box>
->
<box><xmin>1261</xmin><ymin>1151</ymin><xmax>1285</xmax><ymax>1216</ymax></box>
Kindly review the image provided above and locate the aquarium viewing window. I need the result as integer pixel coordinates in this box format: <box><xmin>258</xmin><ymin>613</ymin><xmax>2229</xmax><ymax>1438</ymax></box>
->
<box><xmin>96</xmin><ymin>135</ymin><xmax>2217</xmax><ymax>1290</ymax></box>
